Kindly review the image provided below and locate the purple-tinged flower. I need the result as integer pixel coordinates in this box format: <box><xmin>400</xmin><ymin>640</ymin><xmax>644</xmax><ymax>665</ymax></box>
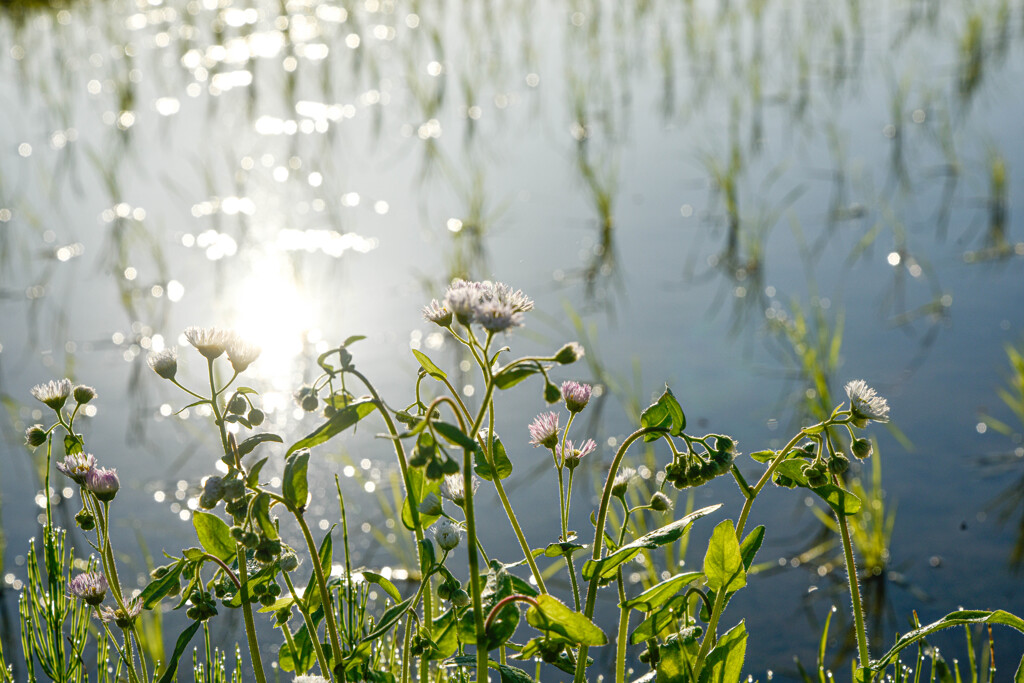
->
<box><xmin>56</xmin><ymin>452</ymin><xmax>98</xmax><ymax>485</ymax></box>
<box><xmin>440</xmin><ymin>473</ymin><xmax>479</xmax><ymax>507</ymax></box>
<box><xmin>184</xmin><ymin>326</ymin><xmax>235</xmax><ymax>360</ymax></box>
<box><xmin>487</xmin><ymin>282</ymin><xmax>534</xmax><ymax>314</ymax></box>
<box><xmin>528</xmin><ymin>412</ymin><xmax>560</xmax><ymax>449</ymax></box>
<box><xmin>558</xmin><ymin>438</ymin><xmax>596</xmax><ymax>470</ymax></box>
<box><xmin>423</xmin><ymin>299</ymin><xmax>453</xmax><ymax>327</ymax></box>
<box><xmin>227</xmin><ymin>338</ymin><xmax>261</xmax><ymax>373</ymax></box>
<box><xmin>68</xmin><ymin>572</ymin><xmax>108</xmax><ymax>606</ymax></box>
<box><xmin>844</xmin><ymin>380</ymin><xmax>890</xmax><ymax>428</ymax></box>
<box><xmin>31</xmin><ymin>378</ymin><xmax>73</xmax><ymax>411</ymax></box>
<box><xmin>433</xmin><ymin>518</ymin><xmax>462</xmax><ymax>551</ymax></box>
<box><xmin>147</xmin><ymin>348</ymin><xmax>178</xmax><ymax>380</ymax></box>
<box><xmin>561</xmin><ymin>381</ymin><xmax>593</xmax><ymax>413</ymax></box>
<box><xmin>99</xmin><ymin>597</ymin><xmax>142</xmax><ymax>628</ymax></box>
<box><xmin>86</xmin><ymin>467</ymin><xmax>120</xmax><ymax>502</ymax></box>
<box><xmin>476</xmin><ymin>300</ymin><xmax>523</xmax><ymax>333</ymax></box>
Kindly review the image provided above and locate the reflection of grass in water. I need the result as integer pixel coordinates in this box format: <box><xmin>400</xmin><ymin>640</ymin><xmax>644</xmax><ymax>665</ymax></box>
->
<box><xmin>979</xmin><ymin>343</ymin><xmax>1024</xmax><ymax>571</ymax></box>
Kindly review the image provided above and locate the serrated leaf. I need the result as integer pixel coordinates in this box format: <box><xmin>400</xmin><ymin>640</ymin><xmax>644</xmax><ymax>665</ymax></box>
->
<box><xmin>698</xmin><ymin>621</ymin><xmax>747</xmax><ymax>683</ymax></box>
<box><xmin>237</xmin><ymin>433</ymin><xmax>283</xmax><ymax>457</ymax></box>
<box><xmin>362</xmin><ymin>571</ymin><xmax>402</xmax><ymax>603</ymax></box>
<box><xmin>283</xmin><ymin>450</ymin><xmax>310</xmax><ymax>511</ymax></box>
<box><xmin>526</xmin><ymin>594</ymin><xmax>607</xmax><ymax>646</ymax></box>
<box><xmin>704</xmin><ymin>519</ymin><xmax>746</xmax><ymax>593</ymax></box>
<box><xmin>622</xmin><ymin>572</ymin><xmax>702</xmax><ymax>612</ymax></box>
<box><xmin>494</xmin><ymin>365</ymin><xmax>540</xmax><ymax>389</ymax></box>
<box><xmin>192</xmin><ymin>511</ymin><xmax>235</xmax><ymax>562</ymax></box>
<box><xmin>287</xmin><ymin>400</ymin><xmax>377</xmax><ymax>456</ymax></box>
<box><xmin>583</xmin><ymin>505</ymin><xmax>721</xmax><ymax>581</ymax></box>
<box><xmin>412</xmin><ymin>349</ymin><xmax>448</xmax><ymax>380</ymax></box>
<box><xmin>475</xmin><ymin>431</ymin><xmax>513</xmax><ymax>481</ymax></box>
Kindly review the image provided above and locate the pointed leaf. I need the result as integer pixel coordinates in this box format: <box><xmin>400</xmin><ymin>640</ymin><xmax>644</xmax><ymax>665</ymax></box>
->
<box><xmin>494</xmin><ymin>365</ymin><xmax>540</xmax><ymax>389</ymax></box>
<box><xmin>192</xmin><ymin>511</ymin><xmax>235</xmax><ymax>562</ymax></box>
<box><xmin>631</xmin><ymin>594</ymin><xmax>688</xmax><ymax>644</ymax></box>
<box><xmin>140</xmin><ymin>560</ymin><xmax>185</xmax><ymax>608</ymax></box>
<box><xmin>246</xmin><ymin>457</ymin><xmax>270</xmax><ymax>486</ymax></box>
<box><xmin>698</xmin><ymin>621</ymin><xmax>747</xmax><ymax>683</ymax></box>
<box><xmin>583</xmin><ymin>504</ymin><xmax>721</xmax><ymax>580</ymax></box>
<box><xmin>739</xmin><ymin>526</ymin><xmax>765</xmax><ymax>571</ymax></box>
<box><xmin>252</xmin><ymin>493</ymin><xmax>278</xmax><ymax>540</ymax></box>
<box><xmin>433</xmin><ymin>421</ymin><xmax>479</xmax><ymax>450</ymax></box>
<box><xmin>704</xmin><ymin>519</ymin><xmax>746</xmax><ymax>593</ymax></box>
<box><xmin>871</xmin><ymin>610</ymin><xmax>1024</xmax><ymax>672</ymax></box>
<box><xmin>401</xmin><ymin>467</ymin><xmax>441</xmax><ymax>530</ymax></box>
<box><xmin>283</xmin><ymin>450</ymin><xmax>310</xmax><ymax>511</ymax></box>
<box><xmin>155</xmin><ymin>621</ymin><xmax>202</xmax><ymax>683</ymax></box>
<box><xmin>361</xmin><ymin>596</ymin><xmax>415</xmax><ymax>641</ymax></box>
<box><xmin>475</xmin><ymin>431</ymin><xmax>513</xmax><ymax>481</ymax></box>
<box><xmin>622</xmin><ymin>572</ymin><xmax>703</xmax><ymax>612</ymax></box>
<box><xmin>237</xmin><ymin>433</ymin><xmax>283</xmax><ymax>457</ymax></box>
<box><xmin>413</xmin><ymin>349</ymin><xmax>447</xmax><ymax>381</ymax></box>
<box><xmin>526</xmin><ymin>594</ymin><xmax>607</xmax><ymax>646</ymax></box>
<box><xmin>362</xmin><ymin>571</ymin><xmax>402</xmax><ymax>603</ymax></box>
<box><xmin>640</xmin><ymin>386</ymin><xmax>686</xmax><ymax>441</ymax></box>
<box><xmin>287</xmin><ymin>399</ymin><xmax>377</xmax><ymax>456</ymax></box>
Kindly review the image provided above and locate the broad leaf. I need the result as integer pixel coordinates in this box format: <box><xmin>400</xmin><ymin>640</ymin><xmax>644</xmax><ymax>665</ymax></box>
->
<box><xmin>775</xmin><ymin>461</ymin><xmax>862</xmax><ymax>516</ymax></box>
<box><xmin>583</xmin><ymin>504</ymin><xmax>721</xmax><ymax>580</ymax></box>
<box><xmin>494</xmin><ymin>365</ymin><xmax>540</xmax><ymax>389</ymax></box>
<box><xmin>251</xmin><ymin>493</ymin><xmax>278</xmax><ymax>540</ymax></box>
<box><xmin>656</xmin><ymin>636</ymin><xmax>696</xmax><ymax>683</ymax></box>
<box><xmin>475</xmin><ymin>431</ymin><xmax>513</xmax><ymax>481</ymax></box>
<box><xmin>525</xmin><ymin>594</ymin><xmax>607</xmax><ymax>646</ymax></box>
<box><xmin>631</xmin><ymin>594</ymin><xmax>688</xmax><ymax>644</ymax></box>
<box><xmin>698</xmin><ymin>621</ymin><xmax>747</xmax><ymax>683</ymax></box>
<box><xmin>401</xmin><ymin>467</ymin><xmax>441</xmax><ymax>530</ymax></box>
<box><xmin>362</xmin><ymin>571</ymin><xmax>402</xmax><ymax>603</ymax></box>
<box><xmin>871</xmin><ymin>610</ymin><xmax>1024</xmax><ymax>672</ymax></box>
<box><xmin>704</xmin><ymin>519</ymin><xmax>746</xmax><ymax>593</ymax></box>
<box><xmin>425</xmin><ymin>609</ymin><xmax>460</xmax><ymax>660</ymax></box>
<box><xmin>237</xmin><ymin>433</ymin><xmax>283</xmax><ymax>457</ymax></box>
<box><xmin>287</xmin><ymin>400</ymin><xmax>377</xmax><ymax>456</ymax></box>
<box><xmin>140</xmin><ymin>560</ymin><xmax>185</xmax><ymax>608</ymax></box>
<box><xmin>433</xmin><ymin>421</ymin><xmax>478</xmax><ymax>450</ymax></box>
<box><xmin>640</xmin><ymin>385</ymin><xmax>686</xmax><ymax>440</ymax></box>
<box><xmin>413</xmin><ymin>349</ymin><xmax>447</xmax><ymax>380</ymax></box>
<box><xmin>283</xmin><ymin>450</ymin><xmax>310</xmax><ymax>511</ymax></box>
<box><xmin>192</xmin><ymin>511</ymin><xmax>235</xmax><ymax>562</ymax></box>
<box><xmin>622</xmin><ymin>572</ymin><xmax>702</xmax><ymax>613</ymax></box>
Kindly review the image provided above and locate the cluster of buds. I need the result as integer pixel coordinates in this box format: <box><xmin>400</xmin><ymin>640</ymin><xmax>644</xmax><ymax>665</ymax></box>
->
<box><xmin>199</xmin><ymin>475</ymin><xmax>245</xmax><ymax>511</ymax></box>
<box><xmin>408</xmin><ymin>432</ymin><xmax>460</xmax><ymax>480</ymax></box>
<box><xmin>249</xmin><ymin>578</ymin><xmax>283</xmax><ymax>607</ymax></box>
<box><xmin>56</xmin><ymin>452</ymin><xmax>120</xmax><ymax>503</ymax></box>
<box><xmin>186</xmin><ymin>589</ymin><xmax>219</xmax><ymax>621</ymax></box>
<box><xmin>663</xmin><ymin>436</ymin><xmax>737</xmax><ymax>490</ymax></box>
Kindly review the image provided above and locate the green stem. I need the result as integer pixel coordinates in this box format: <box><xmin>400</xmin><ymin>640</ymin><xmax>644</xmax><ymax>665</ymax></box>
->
<box><xmin>835</xmin><ymin>475</ymin><xmax>871</xmax><ymax>668</ymax></box>
<box><xmin>293</xmin><ymin>508</ymin><xmax>343</xmax><ymax>671</ymax></box>
<box><xmin>235</xmin><ymin>547</ymin><xmax>268</xmax><ymax>683</ymax></box>
<box><xmin>615</xmin><ymin>570</ymin><xmax>629</xmax><ymax>683</ymax></box>
<box><xmin>282</xmin><ymin>571</ymin><xmax>331</xmax><ymax>677</ymax></box>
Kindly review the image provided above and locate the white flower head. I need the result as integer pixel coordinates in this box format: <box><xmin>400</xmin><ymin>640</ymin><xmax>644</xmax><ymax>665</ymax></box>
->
<box><xmin>844</xmin><ymin>380</ymin><xmax>890</xmax><ymax>427</ymax></box>
<box><xmin>184</xmin><ymin>326</ymin><xmax>236</xmax><ymax>360</ymax></box>
<box><xmin>433</xmin><ymin>518</ymin><xmax>462</xmax><ymax>551</ymax></box>
<box><xmin>612</xmin><ymin>466</ymin><xmax>637</xmax><ymax>498</ymax></box>
<box><xmin>227</xmin><ymin>337</ymin><xmax>261</xmax><ymax>373</ymax></box>
<box><xmin>293</xmin><ymin>676</ymin><xmax>330</xmax><ymax>683</ymax></box>
<box><xmin>147</xmin><ymin>348</ymin><xmax>178</xmax><ymax>380</ymax></box>
<box><xmin>440</xmin><ymin>473</ymin><xmax>479</xmax><ymax>508</ymax></box>
<box><xmin>31</xmin><ymin>378</ymin><xmax>73</xmax><ymax>411</ymax></box>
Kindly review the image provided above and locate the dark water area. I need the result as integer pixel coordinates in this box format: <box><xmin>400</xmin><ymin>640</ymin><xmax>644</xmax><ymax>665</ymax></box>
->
<box><xmin>1</xmin><ymin>0</ymin><xmax>1024</xmax><ymax>679</ymax></box>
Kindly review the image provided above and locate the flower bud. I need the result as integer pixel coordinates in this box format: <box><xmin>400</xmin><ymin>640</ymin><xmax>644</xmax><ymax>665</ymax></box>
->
<box><xmin>302</xmin><ymin>394</ymin><xmax>318</xmax><ymax>412</ymax></box>
<box><xmin>851</xmin><ymin>438</ymin><xmax>873</xmax><ymax>460</ymax></box>
<box><xmin>278</xmin><ymin>552</ymin><xmax>300</xmax><ymax>573</ymax></box>
<box><xmin>544</xmin><ymin>382</ymin><xmax>562</xmax><ymax>404</ymax></box>
<box><xmin>561</xmin><ymin>381</ymin><xmax>593</xmax><ymax>413</ymax></box>
<box><xmin>75</xmin><ymin>507</ymin><xmax>96</xmax><ymax>531</ymax></box>
<box><xmin>227</xmin><ymin>395</ymin><xmax>247</xmax><ymax>415</ymax></box>
<box><xmin>433</xmin><ymin>518</ymin><xmax>462</xmax><ymax>552</ymax></box>
<box><xmin>73</xmin><ymin>384</ymin><xmax>97</xmax><ymax>404</ymax></box>
<box><xmin>25</xmin><ymin>424</ymin><xmax>48</xmax><ymax>448</ymax></box>
<box><xmin>451</xmin><ymin>588</ymin><xmax>470</xmax><ymax>607</ymax></box>
<box><xmin>147</xmin><ymin>349</ymin><xmax>178</xmax><ymax>380</ymax></box>
<box><xmin>248</xmin><ymin>408</ymin><xmax>265</xmax><ymax>426</ymax></box>
<box><xmin>418</xmin><ymin>492</ymin><xmax>443</xmax><ymax>517</ymax></box>
<box><xmin>649</xmin><ymin>492</ymin><xmax>672</xmax><ymax>512</ymax></box>
<box><xmin>86</xmin><ymin>467</ymin><xmax>120</xmax><ymax>502</ymax></box>
<box><xmin>553</xmin><ymin>342</ymin><xmax>585</xmax><ymax>365</ymax></box>
<box><xmin>221</xmin><ymin>478</ymin><xmax>245</xmax><ymax>501</ymax></box>
<box><xmin>828</xmin><ymin>453</ymin><xmax>850</xmax><ymax>475</ymax></box>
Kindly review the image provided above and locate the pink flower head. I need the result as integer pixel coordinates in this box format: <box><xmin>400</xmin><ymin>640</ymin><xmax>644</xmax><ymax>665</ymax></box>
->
<box><xmin>528</xmin><ymin>412</ymin><xmax>560</xmax><ymax>449</ymax></box>
<box><xmin>56</xmin><ymin>452</ymin><xmax>98</xmax><ymax>485</ymax></box>
<box><xmin>558</xmin><ymin>438</ymin><xmax>596</xmax><ymax>470</ymax></box>
<box><xmin>86</xmin><ymin>467</ymin><xmax>120</xmax><ymax>502</ymax></box>
<box><xmin>561</xmin><ymin>381</ymin><xmax>593</xmax><ymax>413</ymax></box>
<box><xmin>68</xmin><ymin>572</ymin><xmax>108</xmax><ymax>606</ymax></box>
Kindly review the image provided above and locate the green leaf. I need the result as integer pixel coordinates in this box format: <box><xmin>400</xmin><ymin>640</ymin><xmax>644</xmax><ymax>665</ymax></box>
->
<box><xmin>283</xmin><ymin>450</ymin><xmax>310</xmax><ymax>511</ymax></box>
<box><xmin>475</xmin><ymin>431</ymin><xmax>513</xmax><ymax>481</ymax></box>
<box><xmin>246</xmin><ymin>457</ymin><xmax>270</xmax><ymax>486</ymax></box>
<box><xmin>192</xmin><ymin>511</ymin><xmax>235</xmax><ymax>562</ymax></box>
<box><xmin>362</xmin><ymin>571</ymin><xmax>402</xmax><ymax>603</ymax></box>
<box><xmin>622</xmin><ymin>572</ymin><xmax>703</xmax><ymax>613</ymax></box>
<box><xmin>739</xmin><ymin>526</ymin><xmax>765</xmax><ymax>571</ymax></box>
<box><xmin>237</xmin><ymin>433</ymin><xmax>283</xmax><ymax>457</ymax></box>
<box><xmin>182</xmin><ymin>548</ymin><xmax>205</xmax><ymax>561</ymax></box>
<box><xmin>433</xmin><ymin>421</ymin><xmax>479</xmax><ymax>450</ymax></box>
<box><xmin>304</xmin><ymin>531</ymin><xmax>334</xmax><ymax>613</ymax></box>
<box><xmin>139</xmin><ymin>560</ymin><xmax>185</xmax><ymax>608</ymax></box>
<box><xmin>155</xmin><ymin>621</ymin><xmax>202</xmax><ymax>683</ymax></box>
<box><xmin>640</xmin><ymin>386</ymin><xmax>686</xmax><ymax>440</ymax></box>
<box><xmin>362</xmin><ymin>596</ymin><xmax>415</xmax><ymax>642</ymax></box>
<box><xmin>425</xmin><ymin>609</ymin><xmax>460</xmax><ymax>659</ymax></box>
<box><xmin>278</xmin><ymin>621</ymin><xmax>315</xmax><ymax>673</ymax></box>
<box><xmin>526</xmin><ymin>594</ymin><xmax>607</xmax><ymax>646</ymax></box>
<box><xmin>401</xmin><ymin>467</ymin><xmax>441</xmax><ymax>530</ymax></box>
<box><xmin>1015</xmin><ymin>653</ymin><xmax>1024</xmax><ymax>683</ymax></box>
<box><xmin>704</xmin><ymin>519</ymin><xmax>746</xmax><ymax>593</ymax></box>
<box><xmin>542</xmin><ymin>541</ymin><xmax>587</xmax><ymax>558</ymax></box>
<box><xmin>257</xmin><ymin>596</ymin><xmax>295</xmax><ymax>613</ymax></box>
<box><xmin>287</xmin><ymin>399</ymin><xmax>377</xmax><ymax>456</ymax></box>
<box><xmin>583</xmin><ymin>504</ymin><xmax>721</xmax><ymax>581</ymax></box>
<box><xmin>698</xmin><ymin>621</ymin><xmax>747</xmax><ymax>683</ymax></box>
<box><xmin>64</xmin><ymin>433</ymin><xmax>84</xmax><ymax>455</ymax></box>
<box><xmin>460</xmin><ymin>561</ymin><xmax>520</xmax><ymax>649</ymax></box>
<box><xmin>412</xmin><ymin>349</ymin><xmax>448</xmax><ymax>381</ymax></box>
<box><xmin>656</xmin><ymin>635</ymin><xmax>696</xmax><ymax>682</ymax></box>
<box><xmin>748</xmin><ymin>450</ymin><xmax>776</xmax><ymax>463</ymax></box>
<box><xmin>252</xmin><ymin>493</ymin><xmax>278</xmax><ymax>540</ymax></box>
<box><xmin>631</xmin><ymin>594</ymin><xmax>688</xmax><ymax>644</ymax></box>
<box><xmin>494</xmin><ymin>365</ymin><xmax>540</xmax><ymax>389</ymax></box>
<box><xmin>774</xmin><ymin>461</ymin><xmax>862</xmax><ymax>516</ymax></box>
<box><xmin>871</xmin><ymin>610</ymin><xmax>1024</xmax><ymax>672</ymax></box>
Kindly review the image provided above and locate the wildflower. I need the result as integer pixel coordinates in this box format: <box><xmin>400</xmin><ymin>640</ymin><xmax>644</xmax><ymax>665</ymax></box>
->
<box><xmin>649</xmin><ymin>491</ymin><xmax>672</xmax><ymax>512</ymax></box>
<box><xmin>554</xmin><ymin>342</ymin><xmax>585</xmax><ymax>364</ymax></box>
<box><xmin>561</xmin><ymin>381</ymin><xmax>593</xmax><ymax>413</ymax></box>
<box><xmin>293</xmin><ymin>676</ymin><xmax>331</xmax><ymax>683</ymax></box>
<box><xmin>423</xmin><ymin>299</ymin><xmax>453</xmax><ymax>327</ymax></box>
<box><xmin>226</xmin><ymin>338</ymin><xmax>261</xmax><ymax>373</ymax></box>
<box><xmin>440</xmin><ymin>279</ymin><xmax>534</xmax><ymax>329</ymax></box>
<box><xmin>99</xmin><ymin>598</ymin><xmax>142</xmax><ymax>628</ymax></box>
<box><xmin>440</xmin><ymin>473</ymin><xmax>478</xmax><ymax>507</ymax></box>
<box><xmin>433</xmin><ymin>518</ymin><xmax>462</xmax><ymax>552</ymax></box>
<box><xmin>844</xmin><ymin>380</ymin><xmax>890</xmax><ymax>428</ymax></box>
<box><xmin>25</xmin><ymin>424</ymin><xmax>48</xmax><ymax>448</ymax></box>
<box><xmin>476</xmin><ymin>300</ymin><xmax>523</xmax><ymax>333</ymax></box>
<box><xmin>73</xmin><ymin>384</ymin><xmax>97</xmax><ymax>404</ymax></box>
<box><xmin>147</xmin><ymin>348</ymin><xmax>178</xmax><ymax>380</ymax></box>
<box><xmin>56</xmin><ymin>452</ymin><xmax>98</xmax><ymax>485</ymax></box>
<box><xmin>611</xmin><ymin>467</ymin><xmax>637</xmax><ymax>498</ymax></box>
<box><xmin>528</xmin><ymin>412</ymin><xmax>560</xmax><ymax>449</ymax></box>
<box><xmin>68</xmin><ymin>572</ymin><xmax>108</xmax><ymax>606</ymax></box>
<box><xmin>444</xmin><ymin>279</ymin><xmax>487</xmax><ymax>324</ymax></box>
<box><xmin>184</xmin><ymin>326</ymin><xmax>235</xmax><ymax>360</ymax></box>
<box><xmin>31</xmin><ymin>378</ymin><xmax>73</xmax><ymax>411</ymax></box>
<box><xmin>86</xmin><ymin>467</ymin><xmax>120</xmax><ymax>502</ymax></box>
<box><xmin>418</xmin><ymin>492</ymin><xmax>443</xmax><ymax>516</ymax></box>
<box><xmin>558</xmin><ymin>438</ymin><xmax>596</xmax><ymax>470</ymax></box>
